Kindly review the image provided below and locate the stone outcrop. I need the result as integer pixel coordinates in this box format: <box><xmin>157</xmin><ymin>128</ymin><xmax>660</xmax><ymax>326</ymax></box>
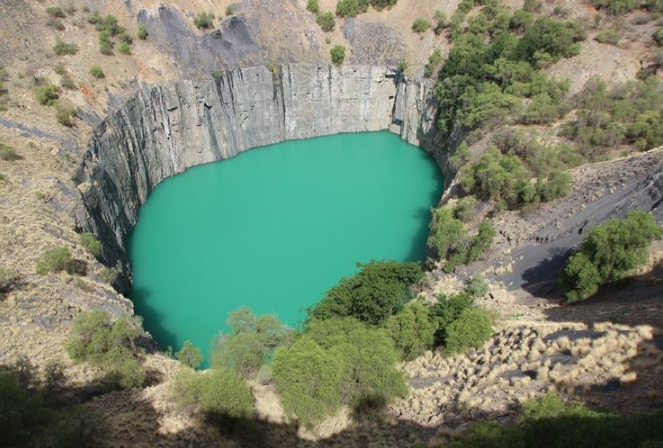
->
<box><xmin>74</xmin><ymin>64</ymin><xmax>446</xmax><ymax>291</ymax></box>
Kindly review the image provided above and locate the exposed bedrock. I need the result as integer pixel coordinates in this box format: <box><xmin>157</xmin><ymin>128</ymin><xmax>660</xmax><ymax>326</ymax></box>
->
<box><xmin>74</xmin><ymin>64</ymin><xmax>447</xmax><ymax>292</ymax></box>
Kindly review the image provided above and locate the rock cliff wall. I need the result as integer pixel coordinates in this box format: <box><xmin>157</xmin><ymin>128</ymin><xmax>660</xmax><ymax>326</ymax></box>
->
<box><xmin>74</xmin><ymin>64</ymin><xmax>446</xmax><ymax>291</ymax></box>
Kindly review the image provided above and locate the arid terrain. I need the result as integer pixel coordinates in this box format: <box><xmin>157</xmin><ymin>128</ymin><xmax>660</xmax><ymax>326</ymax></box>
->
<box><xmin>1</xmin><ymin>0</ymin><xmax>662</xmax><ymax>447</ymax></box>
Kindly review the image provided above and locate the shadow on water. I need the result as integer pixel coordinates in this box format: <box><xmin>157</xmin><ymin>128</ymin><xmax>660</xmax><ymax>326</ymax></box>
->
<box><xmin>405</xmin><ymin>206</ymin><xmax>434</xmax><ymax>261</ymax></box>
<box><xmin>130</xmin><ymin>286</ymin><xmax>179</xmax><ymax>353</ymax></box>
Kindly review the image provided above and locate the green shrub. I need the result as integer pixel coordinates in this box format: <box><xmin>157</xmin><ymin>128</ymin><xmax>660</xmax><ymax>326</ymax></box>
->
<box><xmin>273</xmin><ymin>336</ymin><xmax>345</xmax><ymax>427</ymax></box>
<box><xmin>104</xmin><ymin>348</ymin><xmax>145</xmax><ymax>389</ymax></box>
<box><xmin>308</xmin><ymin>260</ymin><xmax>423</xmax><ymax>325</ymax></box>
<box><xmin>523</xmin><ymin>0</ymin><xmax>542</xmax><ymax>12</ymax></box>
<box><xmin>171</xmin><ymin>367</ymin><xmax>254</xmax><ymax>419</ymax></box>
<box><xmin>176</xmin><ymin>341</ymin><xmax>204</xmax><ymax>369</ymax></box>
<box><xmin>467</xmin><ymin>220</ymin><xmax>496</xmax><ymax>263</ymax></box>
<box><xmin>307</xmin><ymin>317</ymin><xmax>408</xmax><ymax>407</ymax></box>
<box><xmin>330</xmin><ymin>45</ymin><xmax>346</xmax><ymax>65</ymax></box>
<box><xmin>55</xmin><ymin>104</ymin><xmax>76</xmax><ymax>126</ymax></box>
<box><xmin>336</xmin><ymin>0</ymin><xmax>368</xmax><ymax>17</ymax></box>
<box><xmin>427</xmin><ymin>205</ymin><xmax>469</xmax><ymax>265</ymax></box>
<box><xmin>95</xmin><ymin>15</ymin><xmax>124</xmax><ymax>35</ymax></box>
<box><xmin>46</xmin><ymin>7</ymin><xmax>66</xmax><ymax>18</ymax></box>
<box><xmin>453</xmin><ymin>197</ymin><xmax>477</xmax><ymax>222</ymax></box>
<box><xmin>412</xmin><ymin>18</ymin><xmax>432</xmax><ymax>33</ymax></box>
<box><xmin>87</xmin><ymin>13</ymin><xmax>102</xmax><ymax>25</ymax></box>
<box><xmin>137</xmin><ymin>25</ymin><xmax>148</xmax><ymax>40</ymax></box>
<box><xmin>465</xmin><ymin>272</ymin><xmax>489</xmax><ymax>298</ymax></box>
<box><xmin>34</xmin><ymin>84</ymin><xmax>61</xmax><ymax>106</ymax></box>
<box><xmin>98</xmin><ymin>267</ymin><xmax>118</xmax><ymax>284</ymax></box>
<box><xmin>193</xmin><ymin>12</ymin><xmax>214</xmax><ymax>29</ymax></box>
<box><xmin>66</xmin><ymin>311</ymin><xmax>143</xmax><ymax>363</ymax></box>
<box><xmin>118</xmin><ymin>42</ymin><xmax>131</xmax><ymax>55</ymax></box>
<box><xmin>89</xmin><ymin>65</ymin><xmax>105</xmax><ymax>79</ymax></box>
<box><xmin>66</xmin><ymin>311</ymin><xmax>145</xmax><ymax>388</ymax></box>
<box><xmin>99</xmin><ymin>30</ymin><xmax>114</xmax><ymax>55</ymax></box>
<box><xmin>429</xmin><ymin>292</ymin><xmax>474</xmax><ymax>345</ymax></box>
<box><xmin>60</xmin><ymin>74</ymin><xmax>76</xmax><ymax>90</ymax></box>
<box><xmin>0</xmin><ymin>143</ymin><xmax>20</xmax><ymax>161</ymax></box>
<box><xmin>560</xmin><ymin>211</ymin><xmax>662</xmax><ymax>302</ymax></box>
<box><xmin>47</xmin><ymin>18</ymin><xmax>66</xmax><ymax>30</ymax></box>
<box><xmin>384</xmin><ymin>302</ymin><xmax>435</xmax><ymax>361</ymax></box>
<box><xmin>516</xmin><ymin>17</ymin><xmax>585</xmax><ymax>68</ymax></box>
<box><xmin>655</xmin><ymin>28</ymin><xmax>663</xmax><ymax>46</ymax></box>
<box><xmin>434</xmin><ymin>10</ymin><xmax>449</xmax><ymax>34</ymax></box>
<box><xmin>453</xmin><ymin>393</ymin><xmax>663</xmax><ymax>448</ymax></box>
<box><xmin>424</xmin><ymin>48</ymin><xmax>443</xmax><ymax>77</ymax></box>
<box><xmin>444</xmin><ymin>307</ymin><xmax>493</xmax><ymax>353</ymax></box>
<box><xmin>0</xmin><ymin>372</ymin><xmax>52</xmax><ymax>448</ymax></box>
<box><xmin>78</xmin><ymin>232</ymin><xmax>102</xmax><ymax>256</ymax></box>
<box><xmin>596</xmin><ymin>29</ymin><xmax>620</xmax><ymax>44</ymax></box>
<box><xmin>589</xmin><ymin>0</ymin><xmax>637</xmax><ymax>15</ymax></box>
<box><xmin>307</xmin><ymin>0</ymin><xmax>320</xmax><ymax>14</ymax></box>
<box><xmin>212</xmin><ymin>308</ymin><xmax>294</xmax><ymax>378</ymax></box>
<box><xmin>35</xmin><ymin>247</ymin><xmax>74</xmax><ymax>275</ymax></box>
<box><xmin>119</xmin><ymin>32</ymin><xmax>133</xmax><ymax>44</ymax></box>
<box><xmin>317</xmin><ymin>11</ymin><xmax>336</xmax><ymax>31</ymax></box>
<box><xmin>225</xmin><ymin>6</ymin><xmax>234</xmax><ymax>16</ymax></box>
<box><xmin>53</xmin><ymin>40</ymin><xmax>78</xmax><ymax>56</ymax></box>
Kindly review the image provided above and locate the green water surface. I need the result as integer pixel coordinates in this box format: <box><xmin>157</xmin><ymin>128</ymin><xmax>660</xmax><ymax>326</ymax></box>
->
<box><xmin>128</xmin><ymin>131</ymin><xmax>443</xmax><ymax>364</ymax></box>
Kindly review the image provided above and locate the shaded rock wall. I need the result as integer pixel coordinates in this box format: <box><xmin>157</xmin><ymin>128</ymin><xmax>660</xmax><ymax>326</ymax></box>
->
<box><xmin>74</xmin><ymin>64</ymin><xmax>446</xmax><ymax>291</ymax></box>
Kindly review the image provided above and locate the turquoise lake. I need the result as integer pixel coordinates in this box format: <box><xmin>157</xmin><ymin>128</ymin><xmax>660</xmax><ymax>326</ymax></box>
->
<box><xmin>128</xmin><ymin>131</ymin><xmax>443</xmax><ymax>365</ymax></box>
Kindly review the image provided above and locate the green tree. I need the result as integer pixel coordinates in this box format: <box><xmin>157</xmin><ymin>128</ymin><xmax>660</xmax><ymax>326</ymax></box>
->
<box><xmin>137</xmin><ymin>25</ymin><xmax>148</xmax><ymax>40</ymax></box>
<box><xmin>35</xmin><ymin>247</ymin><xmax>74</xmax><ymax>275</ymax></box>
<box><xmin>560</xmin><ymin>211</ymin><xmax>662</xmax><ymax>302</ymax></box>
<box><xmin>308</xmin><ymin>318</ymin><xmax>407</xmax><ymax>406</ymax></box>
<box><xmin>193</xmin><ymin>12</ymin><xmax>214</xmax><ymax>29</ymax></box>
<box><xmin>176</xmin><ymin>341</ymin><xmax>204</xmax><ymax>369</ymax></box>
<box><xmin>78</xmin><ymin>232</ymin><xmax>101</xmax><ymax>256</ymax></box>
<box><xmin>171</xmin><ymin>367</ymin><xmax>254</xmax><ymax>419</ymax></box>
<box><xmin>34</xmin><ymin>84</ymin><xmax>61</xmax><ymax>106</ymax></box>
<box><xmin>212</xmin><ymin>308</ymin><xmax>293</xmax><ymax>378</ymax></box>
<box><xmin>330</xmin><ymin>45</ymin><xmax>346</xmax><ymax>65</ymax></box>
<box><xmin>429</xmin><ymin>292</ymin><xmax>474</xmax><ymax>345</ymax></box>
<box><xmin>272</xmin><ymin>336</ymin><xmax>346</xmax><ymax>427</ymax></box>
<box><xmin>89</xmin><ymin>65</ymin><xmax>105</xmax><ymax>79</ymax></box>
<box><xmin>384</xmin><ymin>302</ymin><xmax>435</xmax><ymax>361</ymax></box>
<box><xmin>427</xmin><ymin>206</ymin><xmax>468</xmax><ymax>265</ymax></box>
<box><xmin>308</xmin><ymin>260</ymin><xmax>423</xmax><ymax>325</ymax></box>
<box><xmin>412</xmin><ymin>18</ymin><xmax>432</xmax><ymax>33</ymax></box>
<box><xmin>445</xmin><ymin>307</ymin><xmax>494</xmax><ymax>353</ymax></box>
<box><xmin>46</xmin><ymin>6</ymin><xmax>66</xmax><ymax>17</ymax></box>
<box><xmin>53</xmin><ymin>40</ymin><xmax>78</xmax><ymax>56</ymax></box>
<box><xmin>307</xmin><ymin>0</ymin><xmax>320</xmax><ymax>14</ymax></box>
<box><xmin>316</xmin><ymin>11</ymin><xmax>336</xmax><ymax>31</ymax></box>
<box><xmin>467</xmin><ymin>220</ymin><xmax>496</xmax><ymax>263</ymax></box>
<box><xmin>66</xmin><ymin>311</ymin><xmax>145</xmax><ymax>388</ymax></box>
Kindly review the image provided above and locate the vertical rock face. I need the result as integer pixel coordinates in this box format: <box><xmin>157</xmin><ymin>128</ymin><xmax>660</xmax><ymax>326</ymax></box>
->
<box><xmin>74</xmin><ymin>64</ymin><xmax>445</xmax><ymax>291</ymax></box>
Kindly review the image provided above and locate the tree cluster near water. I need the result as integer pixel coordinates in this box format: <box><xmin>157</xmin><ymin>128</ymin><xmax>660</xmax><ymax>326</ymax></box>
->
<box><xmin>211</xmin><ymin>307</ymin><xmax>294</xmax><ymax>378</ymax></box>
<box><xmin>307</xmin><ymin>260</ymin><xmax>423</xmax><ymax>324</ymax></box>
<box><xmin>560</xmin><ymin>211</ymin><xmax>662</xmax><ymax>302</ymax></box>
<box><xmin>427</xmin><ymin>205</ymin><xmax>496</xmax><ymax>272</ymax></box>
<box><xmin>170</xmin><ymin>260</ymin><xmax>495</xmax><ymax>429</ymax></box>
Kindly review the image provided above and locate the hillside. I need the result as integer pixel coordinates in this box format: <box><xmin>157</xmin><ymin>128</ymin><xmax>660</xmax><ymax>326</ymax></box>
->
<box><xmin>1</xmin><ymin>0</ymin><xmax>662</xmax><ymax>447</ymax></box>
